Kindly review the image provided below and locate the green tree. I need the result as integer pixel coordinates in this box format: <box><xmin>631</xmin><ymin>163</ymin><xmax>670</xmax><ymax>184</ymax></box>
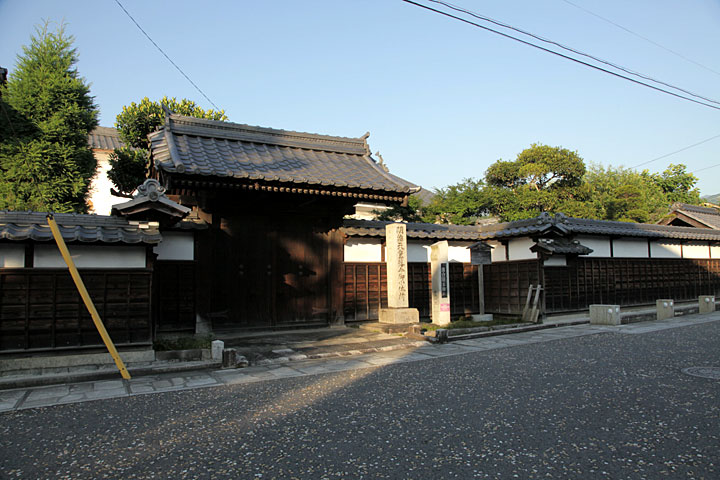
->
<box><xmin>424</xmin><ymin>178</ymin><xmax>488</xmax><ymax>224</ymax></box>
<box><xmin>650</xmin><ymin>163</ymin><xmax>701</xmax><ymax>205</ymax></box>
<box><xmin>483</xmin><ymin>143</ymin><xmax>588</xmax><ymax>220</ymax></box>
<box><xmin>0</xmin><ymin>22</ymin><xmax>98</xmax><ymax>212</ymax></box>
<box><xmin>108</xmin><ymin>96</ymin><xmax>227</xmax><ymax>195</ymax></box>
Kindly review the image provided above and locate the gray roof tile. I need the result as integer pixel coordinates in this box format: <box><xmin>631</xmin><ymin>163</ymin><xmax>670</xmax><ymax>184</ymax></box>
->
<box><xmin>342</xmin><ymin>219</ymin><xmax>481</xmax><ymax>241</ymax></box>
<box><xmin>150</xmin><ymin>114</ymin><xmax>419</xmax><ymax>195</ymax></box>
<box><xmin>665</xmin><ymin>202</ymin><xmax>720</xmax><ymax>229</ymax></box>
<box><xmin>0</xmin><ymin>212</ymin><xmax>161</xmax><ymax>244</ymax></box>
<box><xmin>88</xmin><ymin>127</ymin><xmax>125</xmax><ymax>151</ymax></box>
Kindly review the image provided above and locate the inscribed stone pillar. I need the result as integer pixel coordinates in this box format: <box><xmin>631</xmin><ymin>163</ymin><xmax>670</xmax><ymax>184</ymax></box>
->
<box><xmin>379</xmin><ymin>223</ymin><xmax>419</xmax><ymax>324</ymax></box>
<box><xmin>431</xmin><ymin>241</ymin><xmax>451</xmax><ymax>325</ymax></box>
<box><xmin>385</xmin><ymin>223</ymin><xmax>409</xmax><ymax>308</ymax></box>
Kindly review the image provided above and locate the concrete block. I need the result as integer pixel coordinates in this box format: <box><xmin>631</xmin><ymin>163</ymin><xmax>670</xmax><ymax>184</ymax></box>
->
<box><xmin>211</xmin><ymin>340</ymin><xmax>224</xmax><ymax>361</ymax></box>
<box><xmin>0</xmin><ymin>349</ymin><xmax>155</xmax><ymax>374</ymax></box>
<box><xmin>469</xmin><ymin>313</ymin><xmax>493</xmax><ymax>322</ymax></box>
<box><xmin>379</xmin><ymin>307</ymin><xmax>419</xmax><ymax>324</ymax></box>
<box><xmin>699</xmin><ymin>295</ymin><xmax>715</xmax><ymax>314</ymax></box>
<box><xmin>589</xmin><ymin>304</ymin><xmax>621</xmax><ymax>325</ymax></box>
<box><xmin>222</xmin><ymin>348</ymin><xmax>248</xmax><ymax>369</ymax></box>
<box><xmin>656</xmin><ymin>299</ymin><xmax>674</xmax><ymax>320</ymax></box>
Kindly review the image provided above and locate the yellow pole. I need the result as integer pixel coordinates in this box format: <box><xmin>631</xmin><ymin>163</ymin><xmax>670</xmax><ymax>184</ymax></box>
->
<box><xmin>46</xmin><ymin>215</ymin><xmax>131</xmax><ymax>380</ymax></box>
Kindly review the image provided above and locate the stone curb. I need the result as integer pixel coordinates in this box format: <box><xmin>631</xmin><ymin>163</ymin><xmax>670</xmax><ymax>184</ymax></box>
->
<box><xmin>0</xmin><ymin>360</ymin><xmax>221</xmax><ymax>391</ymax></box>
<box><xmin>446</xmin><ymin>320</ymin><xmax>590</xmax><ymax>342</ymax></box>
<box><xmin>254</xmin><ymin>340</ymin><xmax>430</xmax><ymax>366</ymax></box>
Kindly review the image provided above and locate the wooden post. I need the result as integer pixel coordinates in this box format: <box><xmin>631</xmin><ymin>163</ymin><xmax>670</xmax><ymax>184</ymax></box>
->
<box><xmin>46</xmin><ymin>215</ymin><xmax>131</xmax><ymax>380</ymax></box>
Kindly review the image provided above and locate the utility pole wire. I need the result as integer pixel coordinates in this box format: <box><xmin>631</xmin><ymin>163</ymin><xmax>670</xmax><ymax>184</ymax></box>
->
<box><xmin>426</xmin><ymin>0</ymin><xmax>720</xmax><ymax>107</ymax></box>
<box><xmin>401</xmin><ymin>0</ymin><xmax>720</xmax><ymax>111</ymax></box>
<box><xmin>631</xmin><ymin>133</ymin><xmax>720</xmax><ymax>169</ymax></box>
<box><xmin>113</xmin><ymin>0</ymin><xmax>221</xmax><ymax>112</ymax></box>
<box><xmin>560</xmin><ymin>0</ymin><xmax>720</xmax><ymax>78</ymax></box>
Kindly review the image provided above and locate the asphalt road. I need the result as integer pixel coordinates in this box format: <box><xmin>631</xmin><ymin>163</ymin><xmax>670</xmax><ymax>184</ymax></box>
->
<box><xmin>1</xmin><ymin>322</ymin><xmax>719</xmax><ymax>479</ymax></box>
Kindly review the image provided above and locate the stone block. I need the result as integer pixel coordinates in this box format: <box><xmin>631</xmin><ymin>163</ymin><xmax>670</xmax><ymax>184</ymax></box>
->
<box><xmin>211</xmin><ymin>340</ymin><xmax>224</xmax><ymax>361</ymax></box>
<box><xmin>385</xmin><ymin>223</ymin><xmax>409</xmax><ymax>308</ymax></box>
<box><xmin>469</xmin><ymin>313</ymin><xmax>493</xmax><ymax>322</ymax></box>
<box><xmin>656</xmin><ymin>299</ymin><xmax>674</xmax><ymax>320</ymax></box>
<box><xmin>589</xmin><ymin>304</ymin><xmax>621</xmax><ymax>325</ymax></box>
<box><xmin>379</xmin><ymin>307</ymin><xmax>419</xmax><ymax>324</ymax></box>
<box><xmin>699</xmin><ymin>295</ymin><xmax>715</xmax><ymax>314</ymax></box>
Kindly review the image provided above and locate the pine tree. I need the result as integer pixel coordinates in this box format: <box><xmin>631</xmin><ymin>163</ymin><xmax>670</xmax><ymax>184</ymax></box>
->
<box><xmin>0</xmin><ymin>22</ymin><xmax>98</xmax><ymax>212</ymax></box>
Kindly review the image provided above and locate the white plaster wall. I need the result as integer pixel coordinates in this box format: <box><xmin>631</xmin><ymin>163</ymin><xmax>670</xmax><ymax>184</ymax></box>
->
<box><xmin>448</xmin><ymin>243</ymin><xmax>472</xmax><ymax>263</ymax></box>
<box><xmin>344</xmin><ymin>238</ymin><xmax>382</xmax><ymax>262</ymax></box>
<box><xmin>683</xmin><ymin>243</ymin><xmax>711</xmax><ymax>259</ymax></box>
<box><xmin>508</xmin><ymin>237</ymin><xmax>536</xmax><ymax>261</ymax></box>
<box><xmin>154</xmin><ymin>232</ymin><xmax>195</xmax><ymax>260</ymax></box>
<box><xmin>407</xmin><ymin>242</ymin><xmax>431</xmax><ymax>262</ymax></box>
<box><xmin>650</xmin><ymin>241</ymin><xmax>682</xmax><ymax>258</ymax></box>
<box><xmin>613</xmin><ymin>238</ymin><xmax>648</xmax><ymax>258</ymax></box>
<box><xmin>544</xmin><ymin>255</ymin><xmax>567</xmax><ymax>267</ymax></box>
<box><xmin>87</xmin><ymin>153</ymin><xmax>120</xmax><ymax>216</ymax></box>
<box><xmin>34</xmin><ymin>245</ymin><xmax>147</xmax><ymax>268</ymax></box>
<box><xmin>575</xmin><ymin>236</ymin><xmax>611</xmax><ymax>257</ymax></box>
<box><xmin>487</xmin><ymin>240</ymin><xmax>506</xmax><ymax>262</ymax></box>
<box><xmin>0</xmin><ymin>245</ymin><xmax>25</xmax><ymax>268</ymax></box>
<box><xmin>711</xmin><ymin>246</ymin><xmax>720</xmax><ymax>259</ymax></box>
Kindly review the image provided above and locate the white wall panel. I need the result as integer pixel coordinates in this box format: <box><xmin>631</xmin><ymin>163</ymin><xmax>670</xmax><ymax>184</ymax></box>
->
<box><xmin>684</xmin><ymin>243</ymin><xmax>710</xmax><ymax>259</ymax></box>
<box><xmin>34</xmin><ymin>245</ymin><xmax>147</xmax><ymax>268</ymax></box>
<box><xmin>344</xmin><ymin>238</ymin><xmax>382</xmax><ymax>262</ymax></box>
<box><xmin>0</xmin><ymin>245</ymin><xmax>25</xmax><ymax>268</ymax></box>
<box><xmin>650</xmin><ymin>241</ymin><xmax>682</xmax><ymax>258</ymax></box>
<box><xmin>154</xmin><ymin>232</ymin><xmax>195</xmax><ymax>261</ymax></box>
<box><xmin>508</xmin><ymin>237</ymin><xmax>536</xmax><ymax>261</ymax></box>
<box><xmin>613</xmin><ymin>238</ymin><xmax>648</xmax><ymax>258</ymax></box>
<box><xmin>487</xmin><ymin>240</ymin><xmax>506</xmax><ymax>262</ymax></box>
<box><xmin>575</xmin><ymin>236</ymin><xmax>611</xmax><ymax>257</ymax></box>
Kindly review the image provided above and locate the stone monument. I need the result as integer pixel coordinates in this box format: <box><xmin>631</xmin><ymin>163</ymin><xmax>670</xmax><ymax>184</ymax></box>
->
<box><xmin>379</xmin><ymin>223</ymin><xmax>419</xmax><ymax>324</ymax></box>
<box><xmin>431</xmin><ymin>241</ymin><xmax>452</xmax><ymax>325</ymax></box>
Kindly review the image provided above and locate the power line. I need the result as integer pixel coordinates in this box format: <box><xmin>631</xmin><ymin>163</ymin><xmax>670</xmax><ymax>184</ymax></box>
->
<box><xmin>691</xmin><ymin>162</ymin><xmax>720</xmax><ymax>175</ymax></box>
<box><xmin>113</xmin><ymin>0</ymin><xmax>221</xmax><ymax>111</ymax></box>
<box><xmin>630</xmin><ymin>133</ymin><xmax>720</xmax><ymax>169</ymax></box>
<box><xmin>425</xmin><ymin>0</ymin><xmax>720</xmax><ymax>107</ymax></box>
<box><xmin>400</xmin><ymin>0</ymin><xmax>720</xmax><ymax>111</ymax></box>
<box><xmin>560</xmin><ymin>0</ymin><xmax>720</xmax><ymax>78</ymax></box>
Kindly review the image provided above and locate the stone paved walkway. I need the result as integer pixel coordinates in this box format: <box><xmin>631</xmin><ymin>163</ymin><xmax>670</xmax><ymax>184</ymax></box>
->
<box><xmin>1</xmin><ymin>312</ymin><xmax>718</xmax><ymax>413</ymax></box>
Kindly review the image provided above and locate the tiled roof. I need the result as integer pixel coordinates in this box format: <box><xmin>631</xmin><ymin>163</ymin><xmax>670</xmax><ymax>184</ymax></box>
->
<box><xmin>0</xmin><ymin>212</ymin><xmax>161</xmax><ymax>244</ymax></box>
<box><xmin>531</xmin><ymin>238</ymin><xmax>593</xmax><ymax>255</ymax></box>
<box><xmin>88</xmin><ymin>127</ymin><xmax>125</xmax><ymax>151</ymax></box>
<box><xmin>480</xmin><ymin>213</ymin><xmax>720</xmax><ymax>242</ymax></box>
<box><xmin>342</xmin><ymin>219</ymin><xmax>481</xmax><ymax>241</ymax></box>
<box><xmin>664</xmin><ymin>202</ymin><xmax>720</xmax><ymax>229</ymax></box>
<box><xmin>149</xmin><ymin>114</ymin><xmax>419</xmax><ymax>195</ymax></box>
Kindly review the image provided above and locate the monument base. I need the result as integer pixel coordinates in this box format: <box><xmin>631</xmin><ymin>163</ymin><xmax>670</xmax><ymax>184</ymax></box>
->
<box><xmin>379</xmin><ymin>307</ymin><xmax>420</xmax><ymax>324</ymax></box>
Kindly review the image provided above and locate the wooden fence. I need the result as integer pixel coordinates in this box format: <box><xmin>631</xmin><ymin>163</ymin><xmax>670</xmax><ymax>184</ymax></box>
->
<box><xmin>343</xmin><ymin>262</ymin><xmax>480</xmax><ymax>322</ymax></box>
<box><xmin>0</xmin><ymin>269</ymin><xmax>152</xmax><ymax>352</ymax></box>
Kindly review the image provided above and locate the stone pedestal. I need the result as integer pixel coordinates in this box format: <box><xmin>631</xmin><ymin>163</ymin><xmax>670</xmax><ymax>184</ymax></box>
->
<box><xmin>431</xmin><ymin>241</ymin><xmax>451</xmax><ymax>325</ymax></box>
<box><xmin>699</xmin><ymin>295</ymin><xmax>716</xmax><ymax>314</ymax></box>
<box><xmin>590</xmin><ymin>305</ymin><xmax>621</xmax><ymax>325</ymax></box>
<box><xmin>211</xmin><ymin>340</ymin><xmax>224</xmax><ymax>361</ymax></box>
<box><xmin>379</xmin><ymin>223</ymin><xmax>420</xmax><ymax>324</ymax></box>
<box><xmin>656</xmin><ymin>299</ymin><xmax>674</xmax><ymax>320</ymax></box>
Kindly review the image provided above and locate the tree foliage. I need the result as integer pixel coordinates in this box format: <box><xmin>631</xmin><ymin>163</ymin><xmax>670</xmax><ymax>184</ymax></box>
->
<box><xmin>425</xmin><ymin>144</ymin><xmax>703</xmax><ymax>224</ymax></box>
<box><xmin>0</xmin><ymin>22</ymin><xmax>98</xmax><ymax>212</ymax></box>
<box><xmin>108</xmin><ymin>96</ymin><xmax>227</xmax><ymax>194</ymax></box>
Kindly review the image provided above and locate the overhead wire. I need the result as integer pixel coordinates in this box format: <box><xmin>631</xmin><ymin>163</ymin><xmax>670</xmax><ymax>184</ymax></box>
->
<box><xmin>113</xmin><ymin>0</ymin><xmax>221</xmax><ymax>111</ymax></box>
<box><xmin>424</xmin><ymin>0</ymin><xmax>720</xmax><ymax>107</ymax></box>
<box><xmin>630</xmin><ymin>133</ymin><xmax>720</xmax><ymax>169</ymax></box>
<box><xmin>400</xmin><ymin>0</ymin><xmax>720</xmax><ymax>111</ymax></box>
<box><xmin>560</xmin><ymin>0</ymin><xmax>720</xmax><ymax>78</ymax></box>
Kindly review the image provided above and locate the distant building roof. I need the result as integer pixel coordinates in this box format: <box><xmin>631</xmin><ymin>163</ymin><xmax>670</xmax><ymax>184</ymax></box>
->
<box><xmin>343</xmin><ymin>213</ymin><xmax>720</xmax><ymax>243</ymax></box>
<box><xmin>88</xmin><ymin>126</ymin><xmax>125</xmax><ymax>151</ymax></box>
<box><xmin>342</xmin><ymin>219</ymin><xmax>481</xmax><ymax>241</ymax></box>
<box><xmin>0</xmin><ymin>211</ymin><xmax>161</xmax><ymax>244</ymax></box>
<box><xmin>480</xmin><ymin>212</ymin><xmax>720</xmax><ymax>242</ymax></box>
<box><xmin>149</xmin><ymin>114</ymin><xmax>419</xmax><ymax>201</ymax></box>
<box><xmin>658</xmin><ymin>202</ymin><xmax>720</xmax><ymax>230</ymax></box>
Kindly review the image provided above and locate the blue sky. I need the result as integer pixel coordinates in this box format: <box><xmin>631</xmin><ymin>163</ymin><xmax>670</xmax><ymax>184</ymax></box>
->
<box><xmin>1</xmin><ymin>0</ymin><xmax>719</xmax><ymax>195</ymax></box>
